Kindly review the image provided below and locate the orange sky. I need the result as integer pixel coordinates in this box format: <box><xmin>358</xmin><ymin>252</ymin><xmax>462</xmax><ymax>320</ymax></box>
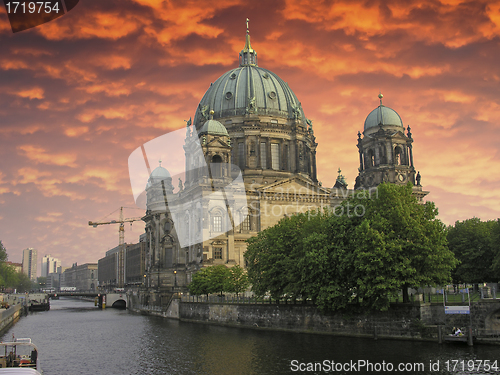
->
<box><xmin>1</xmin><ymin>0</ymin><xmax>500</xmax><ymax>271</ymax></box>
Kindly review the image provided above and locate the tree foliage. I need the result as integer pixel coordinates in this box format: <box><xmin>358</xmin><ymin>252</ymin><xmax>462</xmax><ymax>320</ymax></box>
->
<box><xmin>447</xmin><ymin>218</ymin><xmax>498</xmax><ymax>283</ymax></box>
<box><xmin>245</xmin><ymin>183</ymin><xmax>457</xmax><ymax>312</ymax></box>
<box><xmin>188</xmin><ymin>267</ymin><xmax>212</xmax><ymax>297</ymax></box>
<box><xmin>188</xmin><ymin>265</ymin><xmax>249</xmax><ymax>297</ymax></box>
<box><xmin>0</xmin><ymin>240</ymin><xmax>33</xmax><ymax>292</ymax></box>
<box><xmin>224</xmin><ymin>265</ymin><xmax>250</xmax><ymax>296</ymax></box>
<box><xmin>492</xmin><ymin>220</ymin><xmax>500</xmax><ymax>279</ymax></box>
<box><xmin>0</xmin><ymin>241</ymin><xmax>7</xmax><ymax>263</ymax></box>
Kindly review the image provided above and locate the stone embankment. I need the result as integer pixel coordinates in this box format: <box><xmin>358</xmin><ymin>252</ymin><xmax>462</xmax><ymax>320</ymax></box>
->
<box><xmin>178</xmin><ymin>302</ymin><xmax>434</xmax><ymax>341</ymax></box>
<box><xmin>0</xmin><ymin>304</ymin><xmax>26</xmax><ymax>335</ymax></box>
<box><xmin>128</xmin><ymin>291</ymin><xmax>500</xmax><ymax>344</ymax></box>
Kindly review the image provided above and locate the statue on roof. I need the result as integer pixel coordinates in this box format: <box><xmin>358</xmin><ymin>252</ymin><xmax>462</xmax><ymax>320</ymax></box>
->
<box><xmin>200</xmin><ymin>104</ymin><xmax>210</xmax><ymax>121</ymax></box>
<box><xmin>306</xmin><ymin>118</ymin><xmax>313</xmax><ymax>133</ymax></box>
<box><xmin>333</xmin><ymin>168</ymin><xmax>348</xmax><ymax>189</ymax></box>
<box><xmin>185</xmin><ymin>117</ymin><xmax>192</xmax><ymax>136</ymax></box>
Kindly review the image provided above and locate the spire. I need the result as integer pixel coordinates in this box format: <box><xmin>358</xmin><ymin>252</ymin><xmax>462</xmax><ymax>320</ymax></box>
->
<box><xmin>378</xmin><ymin>92</ymin><xmax>385</xmax><ymax>126</ymax></box>
<box><xmin>239</xmin><ymin>18</ymin><xmax>257</xmax><ymax>66</ymax></box>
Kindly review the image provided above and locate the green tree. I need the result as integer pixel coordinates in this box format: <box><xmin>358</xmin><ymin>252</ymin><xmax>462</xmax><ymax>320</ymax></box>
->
<box><xmin>492</xmin><ymin>219</ymin><xmax>500</xmax><ymax>279</ymax></box>
<box><xmin>0</xmin><ymin>241</ymin><xmax>7</xmax><ymax>262</ymax></box>
<box><xmin>349</xmin><ymin>183</ymin><xmax>457</xmax><ymax>305</ymax></box>
<box><xmin>188</xmin><ymin>265</ymin><xmax>232</xmax><ymax>297</ymax></box>
<box><xmin>0</xmin><ymin>241</ymin><xmax>32</xmax><ymax>292</ymax></box>
<box><xmin>296</xmin><ymin>212</ymin><xmax>357</xmax><ymax>310</ymax></box>
<box><xmin>245</xmin><ymin>212</ymin><xmax>313</xmax><ymax>300</ymax></box>
<box><xmin>0</xmin><ymin>241</ymin><xmax>12</xmax><ymax>290</ymax></box>
<box><xmin>0</xmin><ymin>263</ymin><xmax>17</xmax><ymax>290</ymax></box>
<box><xmin>245</xmin><ymin>183</ymin><xmax>457</xmax><ymax>312</ymax></box>
<box><xmin>207</xmin><ymin>265</ymin><xmax>231</xmax><ymax>297</ymax></box>
<box><xmin>224</xmin><ymin>265</ymin><xmax>250</xmax><ymax>296</ymax></box>
<box><xmin>447</xmin><ymin>218</ymin><xmax>497</xmax><ymax>283</ymax></box>
<box><xmin>188</xmin><ymin>267</ymin><xmax>212</xmax><ymax>297</ymax></box>
<box><xmin>15</xmin><ymin>271</ymin><xmax>33</xmax><ymax>293</ymax></box>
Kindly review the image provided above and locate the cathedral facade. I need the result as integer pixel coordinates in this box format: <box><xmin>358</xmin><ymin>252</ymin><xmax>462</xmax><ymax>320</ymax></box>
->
<box><xmin>140</xmin><ymin>27</ymin><xmax>427</xmax><ymax>294</ymax></box>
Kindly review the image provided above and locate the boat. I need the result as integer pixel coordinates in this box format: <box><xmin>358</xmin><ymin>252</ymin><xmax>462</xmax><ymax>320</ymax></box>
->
<box><xmin>0</xmin><ymin>338</ymin><xmax>41</xmax><ymax>374</ymax></box>
<box><xmin>444</xmin><ymin>334</ymin><xmax>469</xmax><ymax>343</ymax></box>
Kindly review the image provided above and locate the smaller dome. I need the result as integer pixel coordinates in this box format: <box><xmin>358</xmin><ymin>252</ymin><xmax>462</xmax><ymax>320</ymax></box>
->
<box><xmin>147</xmin><ymin>164</ymin><xmax>171</xmax><ymax>188</ymax></box>
<box><xmin>150</xmin><ymin>165</ymin><xmax>171</xmax><ymax>179</ymax></box>
<box><xmin>364</xmin><ymin>105</ymin><xmax>403</xmax><ymax>131</ymax></box>
<box><xmin>199</xmin><ymin>119</ymin><xmax>229</xmax><ymax>136</ymax></box>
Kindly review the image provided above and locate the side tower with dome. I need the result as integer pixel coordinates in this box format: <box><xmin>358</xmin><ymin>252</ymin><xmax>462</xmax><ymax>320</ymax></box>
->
<box><xmin>355</xmin><ymin>93</ymin><xmax>428</xmax><ymax>201</ymax></box>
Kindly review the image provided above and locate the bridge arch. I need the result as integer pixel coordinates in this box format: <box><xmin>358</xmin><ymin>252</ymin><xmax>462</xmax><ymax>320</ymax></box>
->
<box><xmin>111</xmin><ymin>299</ymin><xmax>126</xmax><ymax>309</ymax></box>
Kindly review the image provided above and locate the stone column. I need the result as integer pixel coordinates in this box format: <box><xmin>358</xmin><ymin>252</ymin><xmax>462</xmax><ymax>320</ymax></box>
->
<box><xmin>358</xmin><ymin>148</ymin><xmax>363</xmax><ymax>171</ymax></box>
<box><xmin>257</xmin><ymin>135</ymin><xmax>261</xmax><ymax>168</ymax></box>
<box><xmin>312</xmin><ymin>149</ymin><xmax>317</xmax><ymax>182</ymax></box>
<box><xmin>408</xmin><ymin>143</ymin><xmax>414</xmax><ymax>167</ymax></box>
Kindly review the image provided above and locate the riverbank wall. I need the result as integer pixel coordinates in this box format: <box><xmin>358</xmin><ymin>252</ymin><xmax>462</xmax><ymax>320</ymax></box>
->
<box><xmin>0</xmin><ymin>305</ymin><xmax>26</xmax><ymax>336</ymax></box>
<box><xmin>128</xmin><ymin>291</ymin><xmax>500</xmax><ymax>343</ymax></box>
<box><xmin>178</xmin><ymin>302</ymin><xmax>438</xmax><ymax>341</ymax></box>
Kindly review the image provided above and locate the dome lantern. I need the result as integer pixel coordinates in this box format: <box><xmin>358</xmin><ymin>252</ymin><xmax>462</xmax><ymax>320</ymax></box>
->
<box><xmin>239</xmin><ymin>18</ymin><xmax>257</xmax><ymax>67</ymax></box>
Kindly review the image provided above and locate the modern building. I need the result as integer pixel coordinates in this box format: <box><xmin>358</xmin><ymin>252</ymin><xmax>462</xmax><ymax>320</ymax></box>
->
<box><xmin>46</xmin><ymin>273</ymin><xmax>60</xmax><ymax>290</ymax></box>
<box><xmin>98</xmin><ymin>239</ymin><xmax>146</xmax><ymax>289</ymax></box>
<box><xmin>41</xmin><ymin>255</ymin><xmax>61</xmax><ymax>278</ymax></box>
<box><xmin>138</xmin><ymin>25</ymin><xmax>428</xmax><ymax>295</ymax></box>
<box><xmin>61</xmin><ymin>263</ymin><xmax>98</xmax><ymax>291</ymax></box>
<box><xmin>22</xmin><ymin>247</ymin><xmax>37</xmax><ymax>281</ymax></box>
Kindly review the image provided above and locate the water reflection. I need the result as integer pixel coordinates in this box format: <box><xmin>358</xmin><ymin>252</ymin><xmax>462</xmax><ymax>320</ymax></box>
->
<box><xmin>1</xmin><ymin>299</ymin><xmax>498</xmax><ymax>375</ymax></box>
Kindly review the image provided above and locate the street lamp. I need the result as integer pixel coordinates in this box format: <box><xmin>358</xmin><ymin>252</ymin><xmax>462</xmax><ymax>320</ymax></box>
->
<box><xmin>173</xmin><ymin>270</ymin><xmax>177</xmax><ymax>287</ymax></box>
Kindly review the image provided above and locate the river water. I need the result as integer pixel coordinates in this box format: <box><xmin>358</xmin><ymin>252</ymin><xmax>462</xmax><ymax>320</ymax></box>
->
<box><xmin>1</xmin><ymin>298</ymin><xmax>498</xmax><ymax>375</ymax></box>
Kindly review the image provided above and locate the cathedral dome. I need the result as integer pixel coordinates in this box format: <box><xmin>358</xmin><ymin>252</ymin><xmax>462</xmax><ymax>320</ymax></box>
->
<box><xmin>199</xmin><ymin>118</ymin><xmax>229</xmax><ymax>136</ymax></box>
<box><xmin>146</xmin><ymin>163</ymin><xmax>171</xmax><ymax>189</ymax></box>
<box><xmin>193</xmin><ymin>27</ymin><xmax>305</xmax><ymax>126</ymax></box>
<box><xmin>150</xmin><ymin>165</ymin><xmax>170</xmax><ymax>179</ymax></box>
<box><xmin>364</xmin><ymin>94</ymin><xmax>403</xmax><ymax>131</ymax></box>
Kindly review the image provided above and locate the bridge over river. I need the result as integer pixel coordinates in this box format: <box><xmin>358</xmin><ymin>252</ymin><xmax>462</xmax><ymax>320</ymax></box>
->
<box><xmin>48</xmin><ymin>292</ymin><xmax>127</xmax><ymax>309</ymax></box>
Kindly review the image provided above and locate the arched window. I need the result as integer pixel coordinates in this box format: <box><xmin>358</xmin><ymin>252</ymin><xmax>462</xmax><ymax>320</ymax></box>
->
<box><xmin>394</xmin><ymin>146</ymin><xmax>402</xmax><ymax>165</ymax></box>
<box><xmin>367</xmin><ymin>149</ymin><xmax>375</xmax><ymax>168</ymax></box>
<box><xmin>210</xmin><ymin>154</ymin><xmax>223</xmax><ymax>178</ymax></box>
<box><xmin>211</xmin><ymin>210</ymin><xmax>223</xmax><ymax>232</ymax></box>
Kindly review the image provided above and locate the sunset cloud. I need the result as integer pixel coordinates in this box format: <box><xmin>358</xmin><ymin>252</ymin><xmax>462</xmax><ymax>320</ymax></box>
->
<box><xmin>15</xmin><ymin>87</ymin><xmax>45</xmax><ymax>100</ymax></box>
<box><xmin>1</xmin><ymin>0</ymin><xmax>499</xmax><ymax>269</ymax></box>
<box><xmin>17</xmin><ymin>145</ymin><xmax>77</xmax><ymax>167</ymax></box>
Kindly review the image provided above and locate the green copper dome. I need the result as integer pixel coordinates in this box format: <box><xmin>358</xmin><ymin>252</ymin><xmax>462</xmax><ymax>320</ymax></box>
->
<box><xmin>193</xmin><ymin>26</ymin><xmax>306</xmax><ymax>126</ymax></box>
<box><xmin>364</xmin><ymin>94</ymin><xmax>403</xmax><ymax>131</ymax></box>
<box><xmin>199</xmin><ymin>119</ymin><xmax>229</xmax><ymax>136</ymax></box>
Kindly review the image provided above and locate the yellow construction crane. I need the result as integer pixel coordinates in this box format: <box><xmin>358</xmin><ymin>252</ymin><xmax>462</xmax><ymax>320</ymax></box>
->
<box><xmin>89</xmin><ymin>207</ymin><xmax>143</xmax><ymax>288</ymax></box>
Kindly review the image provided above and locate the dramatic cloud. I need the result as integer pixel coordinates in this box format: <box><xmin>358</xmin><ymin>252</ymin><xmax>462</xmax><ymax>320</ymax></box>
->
<box><xmin>1</xmin><ymin>0</ymin><xmax>499</xmax><ymax>270</ymax></box>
